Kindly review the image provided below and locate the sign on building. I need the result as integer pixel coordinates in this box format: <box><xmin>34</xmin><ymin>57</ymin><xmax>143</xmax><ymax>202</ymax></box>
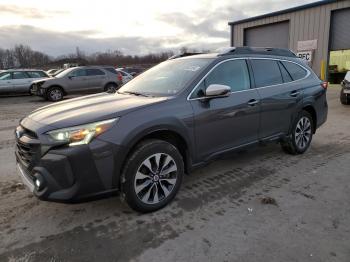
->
<box><xmin>297</xmin><ymin>51</ymin><xmax>313</xmax><ymax>64</ymax></box>
<box><xmin>297</xmin><ymin>39</ymin><xmax>318</xmax><ymax>51</ymax></box>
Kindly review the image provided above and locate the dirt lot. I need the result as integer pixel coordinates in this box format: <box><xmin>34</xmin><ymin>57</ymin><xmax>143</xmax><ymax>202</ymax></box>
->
<box><xmin>0</xmin><ymin>87</ymin><xmax>349</xmax><ymax>262</ymax></box>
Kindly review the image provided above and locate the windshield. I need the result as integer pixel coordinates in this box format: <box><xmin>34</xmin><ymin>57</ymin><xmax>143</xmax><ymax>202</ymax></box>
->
<box><xmin>118</xmin><ymin>58</ymin><xmax>212</xmax><ymax>96</ymax></box>
<box><xmin>54</xmin><ymin>67</ymin><xmax>76</xmax><ymax>78</ymax></box>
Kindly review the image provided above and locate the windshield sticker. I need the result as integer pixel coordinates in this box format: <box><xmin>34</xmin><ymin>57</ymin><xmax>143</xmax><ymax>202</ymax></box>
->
<box><xmin>184</xmin><ymin>66</ymin><xmax>201</xmax><ymax>72</ymax></box>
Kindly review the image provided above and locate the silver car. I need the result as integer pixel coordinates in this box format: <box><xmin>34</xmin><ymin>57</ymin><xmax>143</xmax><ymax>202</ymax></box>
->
<box><xmin>0</xmin><ymin>69</ymin><xmax>48</xmax><ymax>95</ymax></box>
<box><xmin>31</xmin><ymin>66</ymin><xmax>123</xmax><ymax>101</ymax></box>
<box><xmin>117</xmin><ymin>69</ymin><xmax>134</xmax><ymax>84</ymax></box>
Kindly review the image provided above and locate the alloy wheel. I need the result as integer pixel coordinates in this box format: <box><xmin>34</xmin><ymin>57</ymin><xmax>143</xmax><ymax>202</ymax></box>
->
<box><xmin>295</xmin><ymin>116</ymin><xmax>312</xmax><ymax>149</ymax></box>
<box><xmin>134</xmin><ymin>153</ymin><xmax>178</xmax><ymax>205</ymax></box>
<box><xmin>50</xmin><ymin>89</ymin><xmax>62</xmax><ymax>101</ymax></box>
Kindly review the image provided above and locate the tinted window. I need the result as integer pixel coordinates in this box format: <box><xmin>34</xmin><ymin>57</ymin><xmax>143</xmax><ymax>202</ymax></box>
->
<box><xmin>104</xmin><ymin>68</ymin><xmax>117</xmax><ymax>74</ymax></box>
<box><xmin>27</xmin><ymin>71</ymin><xmax>47</xmax><ymax>78</ymax></box>
<box><xmin>13</xmin><ymin>71</ymin><xmax>29</xmax><ymax>79</ymax></box>
<box><xmin>70</xmin><ymin>69</ymin><xmax>87</xmax><ymax>77</ymax></box>
<box><xmin>0</xmin><ymin>72</ymin><xmax>12</xmax><ymax>80</ymax></box>
<box><xmin>281</xmin><ymin>61</ymin><xmax>307</xmax><ymax>81</ymax></box>
<box><xmin>192</xmin><ymin>60</ymin><xmax>250</xmax><ymax>98</ymax></box>
<box><xmin>278</xmin><ymin>62</ymin><xmax>292</xmax><ymax>83</ymax></box>
<box><xmin>87</xmin><ymin>69</ymin><xmax>105</xmax><ymax>76</ymax></box>
<box><xmin>251</xmin><ymin>60</ymin><xmax>283</xmax><ymax>87</ymax></box>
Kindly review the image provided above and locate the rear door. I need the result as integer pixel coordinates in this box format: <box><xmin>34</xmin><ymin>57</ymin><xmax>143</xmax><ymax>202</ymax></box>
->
<box><xmin>189</xmin><ymin>59</ymin><xmax>261</xmax><ymax>160</ymax></box>
<box><xmin>250</xmin><ymin>59</ymin><xmax>305</xmax><ymax>139</ymax></box>
<box><xmin>12</xmin><ymin>71</ymin><xmax>32</xmax><ymax>92</ymax></box>
<box><xmin>0</xmin><ymin>72</ymin><xmax>13</xmax><ymax>93</ymax></box>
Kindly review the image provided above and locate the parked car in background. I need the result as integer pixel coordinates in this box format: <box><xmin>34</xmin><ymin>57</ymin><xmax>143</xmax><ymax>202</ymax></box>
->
<box><xmin>16</xmin><ymin>47</ymin><xmax>328</xmax><ymax>212</ymax></box>
<box><xmin>46</xmin><ymin>69</ymin><xmax>60</xmax><ymax>77</ymax></box>
<box><xmin>116</xmin><ymin>69</ymin><xmax>133</xmax><ymax>84</ymax></box>
<box><xmin>340</xmin><ymin>71</ymin><xmax>350</xmax><ymax>105</ymax></box>
<box><xmin>116</xmin><ymin>67</ymin><xmax>144</xmax><ymax>76</ymax></box>
<box><xmin>0</xmin><ymin>69</ymin><xmax>49</xmax><ymax>95</ymax></box>
<box><xmin>31</xmin><ymin>66</ymin><xmax>123</xmax><ymax>101</ymax></box>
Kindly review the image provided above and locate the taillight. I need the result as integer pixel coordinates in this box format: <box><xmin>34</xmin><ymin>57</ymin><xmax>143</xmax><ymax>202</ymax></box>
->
<box><xmin>117</xmin><ymin>72</ymin><xmax>123</xmax><ymax>82</ymax></box>
<box><xmin>321</xmin><ymin>81</ymin><xmax>328</xmax><ymax>89</ymax></box>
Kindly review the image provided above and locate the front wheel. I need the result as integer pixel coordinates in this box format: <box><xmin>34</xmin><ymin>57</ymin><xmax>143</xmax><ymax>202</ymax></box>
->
<box><xmin>46</xmin><ymin>87</ymin><xmax>64</xmax><ymax>102</ymax></box>
<box><xmin>340</xmin><ymin>88</ymin><xmax>350</xmax><ymax>105</ymax></box>
<box><xmin>121</xmin><ymin>139</ymin><xmax>184</xmax><ymax>213</ymax></box>
<box><xmin>281</xmin><ymin>111</ymin><xmax>313</xmax><ymax>155</ymax></box>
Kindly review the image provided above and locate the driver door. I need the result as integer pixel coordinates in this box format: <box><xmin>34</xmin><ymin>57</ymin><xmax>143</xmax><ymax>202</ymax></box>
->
<box><xmin>189</xmin><ymin>59</ymin><xmax>261</xmax><ymax>161</ymax></box>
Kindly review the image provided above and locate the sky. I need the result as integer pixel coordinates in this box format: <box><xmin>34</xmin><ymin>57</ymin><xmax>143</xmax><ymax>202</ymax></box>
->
<box><xmin>0</xmin><ymin>0</ymin><xmax>317</xmax><ymax>57</ymax></box>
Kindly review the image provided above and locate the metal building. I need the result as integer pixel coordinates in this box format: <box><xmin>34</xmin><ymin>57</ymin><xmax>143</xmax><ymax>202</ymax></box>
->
<box><xmin>229</xmin><ymin>0</ymin><xmax>350</xmax><ymax>82</ymax></box>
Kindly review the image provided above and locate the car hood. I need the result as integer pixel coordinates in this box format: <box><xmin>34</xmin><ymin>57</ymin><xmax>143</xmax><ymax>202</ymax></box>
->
<box><xmin>24</xmin><ymin>93</ymin><xmax>168</xmax><ymax>130</ymax></box>
<box><xmin>32</xmin><ymin>77</ymin><xmax>52</xmax><ymax>83</ymax></box>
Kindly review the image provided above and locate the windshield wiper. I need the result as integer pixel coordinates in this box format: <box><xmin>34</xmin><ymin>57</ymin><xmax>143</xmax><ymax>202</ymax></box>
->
<box><xmin>118</xmin><ymin>91</ymin><xmax>149</xmax><ymax>97</ymax></box>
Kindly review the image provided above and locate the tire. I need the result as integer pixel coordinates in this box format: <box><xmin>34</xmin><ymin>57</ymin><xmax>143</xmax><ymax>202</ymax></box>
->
<box><xmin>281</xmin><ymin>110</ymin><xmax>314</xmax><ymax>155</ymax></box>
<box><xmin>105</xmin><ymin>83</ymin><xmax>118</xmax><ymax>93</ymax></box>
<box><xmin>46</xmin><ymin>87</ymin><xmax>64</xmax><ymax>102</ymax></box>
<box><xmin>121</xmin><ymin>139</ymin><xmax>184</xmax><ymax>213</ymax></box>
<box><xmin>340</xmin><ymin>88</ymin><xmax>350</xmax><ymax>105</ymax></box>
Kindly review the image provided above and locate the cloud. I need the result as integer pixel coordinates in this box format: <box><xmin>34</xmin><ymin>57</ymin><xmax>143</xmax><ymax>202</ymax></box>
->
<box><xmin>0</xmin><ymin>4</ymin><xmax>68</xmax><ymax>19</ymax></box>
<box><xmin>0</xmin><ymin>25</ymin><xmax>229</xmax><ymax>56</ymax></box>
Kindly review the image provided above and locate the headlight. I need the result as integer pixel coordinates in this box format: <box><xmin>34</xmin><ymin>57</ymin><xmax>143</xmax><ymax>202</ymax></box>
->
<box><xmin>47</xmin><ymin>118</ymin><xmax>118</xmax><ymax>146</ymax></box>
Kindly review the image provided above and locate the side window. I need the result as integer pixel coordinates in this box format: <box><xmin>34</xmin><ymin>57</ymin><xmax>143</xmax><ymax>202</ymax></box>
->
<box><xmin>86</xmin><ymin>69</ymin><xmax>105</xmax><ymax>76</ymax></box>
<box><xmin>193</xmin><ymin>60</ymin><xmax>250</xmax><ymax>98</ymax></box>
<box><xmin>70</xmin><ymin>69</ymin><xmax>87</xmax><ymax>77</ymax></box>
<box><xmin>281</xmin><ymin>61</ymin><xmax>307</xmax><ymax>81</ymax></box>
<box><xmin>278</xmin><ymin>62</ymin><xmax>292</xmax><ymax>83</ymax></box>
<box><xmin>104</xmin><ymin>68</ymin><xmax>117</xmax><ymax>74</ymax></box>
<box><xmin>0</xmin><ymin>72</ymin><xmax>12</xmax><ymax>80</ymax></box>
<box><xmin>27</xmin><ymin>71</ymin><xmax>46</xmax><ymax>78</ymax></box>
<box><xmin>13</xmin><ymin>71</ymin><xmax>29</xmax><ymax>79</ymax></box>
<box><xmin>251</xmin><ymin>59</ymin><xmax>283</xmax><ymax>87</ymax></box>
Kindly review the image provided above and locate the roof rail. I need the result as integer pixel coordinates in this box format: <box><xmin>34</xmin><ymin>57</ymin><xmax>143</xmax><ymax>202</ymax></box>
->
<box><xmin>168</xmin><ymin>52</ymin><xmax>204</xmax><ymax>60</ymax></box>
<box><xmin>218</xmin><ymin>46</ymin><xmax>297</xmax><ymax>57</ymax></box>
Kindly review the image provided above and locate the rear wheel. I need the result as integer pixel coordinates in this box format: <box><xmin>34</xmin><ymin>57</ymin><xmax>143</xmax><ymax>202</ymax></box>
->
<box><xmin>340</xmin><ymin>88</ymin><xmax>350</xmax><ymax>105</ymax></box>
<box><xmin>105</xmin><ymin>83</ymin><xmax>118</xmax><ymax>93</ymax></box>
<box><xmin>121</xmin><ymin>139</ymin><xmax>184</xmax><ymax>213</ymax></box>
<box><xmin>281</xmin><ymin>111</ymin><xmax>313</xmax><ymax>155</ymax></box>
<box><xmin>46</xmin><ymin>87</ymin><xmax>64</xmax><ymax>102</ymax></box>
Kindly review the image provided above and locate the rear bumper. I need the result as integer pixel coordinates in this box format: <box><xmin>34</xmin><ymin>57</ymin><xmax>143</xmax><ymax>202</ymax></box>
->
<box><xmin>15</xmin><ymin>139</ymin><xmax>127</xmax><ymax>202</ymax></box>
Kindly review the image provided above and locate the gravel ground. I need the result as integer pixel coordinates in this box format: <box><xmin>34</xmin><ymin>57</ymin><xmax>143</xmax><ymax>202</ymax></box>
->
<box><xmin>0</xmin><ymin>87</ymin><xmax>349</xmax><ymax>262</ymax></box>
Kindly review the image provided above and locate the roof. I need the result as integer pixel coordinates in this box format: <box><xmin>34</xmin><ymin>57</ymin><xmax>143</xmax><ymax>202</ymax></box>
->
<box><xmin>229</xmin><ymin>0</ymin><xmax>338</xmax><ymax>25</ymax></box>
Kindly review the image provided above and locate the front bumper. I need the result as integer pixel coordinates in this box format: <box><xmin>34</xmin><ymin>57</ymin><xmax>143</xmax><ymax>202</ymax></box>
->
<box><xmin>15</xmin><ymin>137</ymin><xmax>127</xmax><ymax>202</ymax></box>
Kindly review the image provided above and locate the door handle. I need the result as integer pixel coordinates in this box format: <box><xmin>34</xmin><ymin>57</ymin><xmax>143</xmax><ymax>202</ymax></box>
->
<box><xmin>290</xmin><ymin>90</ymin><xmax>300</xmax><ymax>97</ymax></box>
<box><xmin>247</xmin><ymin>99</ymin><xmax>259</xmax><ymax>106</ymax></box>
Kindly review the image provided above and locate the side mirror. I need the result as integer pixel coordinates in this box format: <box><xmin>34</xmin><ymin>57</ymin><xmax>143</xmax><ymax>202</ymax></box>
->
<box><xmin>205</xmin><ymin>84</ymin><xmax>231</xmax><ymax>97</ymax></box>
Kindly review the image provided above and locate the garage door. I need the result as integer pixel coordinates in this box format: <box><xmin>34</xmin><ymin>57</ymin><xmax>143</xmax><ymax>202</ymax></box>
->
<box><xmin>244</xmin><ymin>21</ymin><xmax>290</xmax><ymax>48</ymax></box>
<box><xmin>330</xmin><ymin>8</ymin><xmax>350</xmax><ymax>51</ymax></box>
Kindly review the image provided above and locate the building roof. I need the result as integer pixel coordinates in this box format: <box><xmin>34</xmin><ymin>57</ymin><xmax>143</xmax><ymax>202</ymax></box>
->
<box><xmin>228</xmin><ymin>0</ymin><xmax>339</xmax><ymax>25</ymax></box>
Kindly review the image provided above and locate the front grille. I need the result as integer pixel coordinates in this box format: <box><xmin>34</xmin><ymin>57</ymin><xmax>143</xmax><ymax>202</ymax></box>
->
<box><xmin>15</xmin><ymin>126</ymin><xmax>41</xmax><ymax>171</ymax></box>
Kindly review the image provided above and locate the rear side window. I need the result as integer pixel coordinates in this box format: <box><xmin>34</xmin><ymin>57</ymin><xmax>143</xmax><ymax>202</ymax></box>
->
<box><xmin>251</xmin><ymin>60</ymin><xmax>283</xmax><ymax>87</ymax></box>
<box><xmin>13</xmin><ymin>71</ymin><xmax>29</xmax><ymax>79</ymax></box>
<box><xmin>104</xmin><ymin>68</ymin><xmax>117</xmax><ymax>74</ymax></box>
<box><xmin>278</xmin><ymin>62</ymin><xmax>292</xmax><ymax>83</ymax></box>
<box><xmin>281</xmin><ymin>61</ymin><xmax>307</xmax><ymax>81</ymax></box>
<box><xmin>27</xmin><ymin>71</ymin><xmax>47</xmax><ymax>78</ymax></box>
<box><xmin>87</xmin><ymin>69</ymin><xmax>105</xmax><ymax>76</ymax></box>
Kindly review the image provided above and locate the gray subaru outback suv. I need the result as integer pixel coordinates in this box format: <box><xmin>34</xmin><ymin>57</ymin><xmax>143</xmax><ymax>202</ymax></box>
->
<box><xmin>31</xmin><ymin>66</ymin><xmax>122</xmax><ymax>101</ymax></box>
<box><xmin>15</xmin><ymin>47</ymin><xmax>328</xmax><ymax>212</ymax></box>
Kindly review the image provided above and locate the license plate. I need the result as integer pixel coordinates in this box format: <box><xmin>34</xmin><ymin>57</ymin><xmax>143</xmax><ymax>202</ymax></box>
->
<box><xmin>343</xmin><ymin>89</ymin><xmax>350</xmax><ymax>94</ymax></box>
<box><xmin>17</xmin><ymin>164</ymin><xmax>35</xmax><ymax>192</ymax></box>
